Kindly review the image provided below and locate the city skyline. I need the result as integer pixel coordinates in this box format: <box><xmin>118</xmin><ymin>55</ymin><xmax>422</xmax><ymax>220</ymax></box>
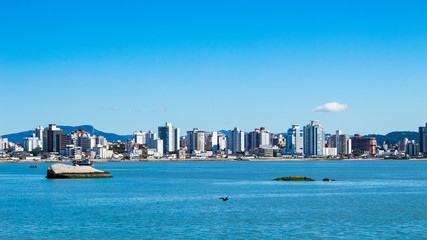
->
<box><xmin>3</xmin><ymin>121</ymin><xmax>424</xmax><ymax>159</ymax></box>
<box><xmin>1</xmin><ymin>120</ymin><xmax>425</xmax><ymax>138</ymax></box>
<box><xmin>1</xmin><ymin>1</ymin><xmax>426</xmax><ymax>135</ymax></box>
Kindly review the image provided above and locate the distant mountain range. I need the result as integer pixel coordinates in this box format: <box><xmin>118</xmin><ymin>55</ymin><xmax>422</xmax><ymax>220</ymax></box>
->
<box><xmin>1</xmin><ymin>125</ymin><xmax>132</xmax><ymax>143</ymax></box>
<box><xmin>1</xmin><ymin>126</ymin><xmax>419</xmax><ymax>146</ymax></box>
<box><xmin>364</xmin><ymin>131</ymin><xmax>419</xmax><ymax>145</ymax></box>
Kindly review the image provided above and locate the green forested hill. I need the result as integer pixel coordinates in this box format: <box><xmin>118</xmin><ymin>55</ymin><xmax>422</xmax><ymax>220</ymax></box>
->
<box><xmin>364</xmin><ymin>131</ymin><xmax>419</xmax><ymax>145</ymax></box>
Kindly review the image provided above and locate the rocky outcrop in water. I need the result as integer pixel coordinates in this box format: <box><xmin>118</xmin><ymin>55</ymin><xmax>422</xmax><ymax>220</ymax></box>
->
<box><xmin>46</xmin><ymin>163</ymin><xmax>113</xmax><ymax>179</ymax></box>
<box><xmin>273</xmin><ymin>176</ymin><xmax>314</xmax><ymax>181</ymax></box>
<box><xmin>322</xmin><ymin>178</ymin><xmax>336</xmax><ymax>181</ymax></box>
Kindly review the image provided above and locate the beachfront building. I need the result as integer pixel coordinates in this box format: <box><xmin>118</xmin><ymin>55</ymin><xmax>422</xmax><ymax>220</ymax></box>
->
<box><xmin>303</xmin><ymin>121</ymin><xmax>324</xmax><ymax>157</ymax></box>
<box><xmin>419</xmin><ymin>123</ymin><xmax>427</xmax><ymax>156</ymax></box>
<box><xmin>65</xmin><ymin>128</ymin><xmax>108</xmax><ymax>156</ymax></box>
<box><xmin>286</xmin><ymin>125</ymin><xmax>304</xmax><ymax>155</ymax></box>
<box><xmin>219</xmin><ymin>133</ymin><xmax>227</xmax><ymax>151</ymax></box>
<box><xmin>351</xmin><ymin>134</ymin><xmax>377</xmax><ymax>155</ymax></box>
<box><xmin>158</xmin><ymin>122</ymin><xmax>180</xmax><ymax>154</ymax></box>
<box><xmin>246</xmin><ymin>127</ymin><xmax>271</xmax><ymax>151</ymax></box>
<box><xmin>43</xmin><ymin>124</ymin><xmax>67</xmax><ymax>153</ymax></box>
<box><xmin>0</xmin><ymin>137</ymin><xmax>8</xmax><ymax>151</ymax></box>
<box><xmin>64</xmin><ymin>144</ymin><xmax>82</xmax><ymax>158</ymax></box>
<box><xmin>205</xmin><ymin>132</ymin><xmax>227</xmax><ymax>152</ymax></box>
<box><xmin>228</xmin><ymin>128</ymin><xmax>245</xmax><ymax>154</ymax></box>
<box><xmin>398</xmin><ymin>138</ymin><xmax>410</xmax><ymax>153</ymax></box>
<box><xmin>23</xmin><ymin>133</ymin><xmax>42</xmax><ymax>152</ymax></box>
<box><xmin>323</xmin><ymin>145</ymin><xmax>338</xmax><ymax>156</ymax></box>
<box><xmin>187</xmin><ymin>128</ymin><xmax>209</xmax><ymax>153</ymax></box>
<box><xmin>133</xmin><ymin>131</ymin><xmax>146</xmax><ymax>145</ymax></box>
<box><xmin>406</xmin><ymin>140</ymin><xmax>419</xmax><ymax>157</ymax></box>
<box><xmin>34</xmin><ymin>126</ymin><xmax>44</xmax><ymax>149</ymax></box>
<box><xmin>145</xmin><ymin>131</ymin><xmax>163</xmax><ymax>155</ymax></box>
<box><xmin>145</xmin><ymin>131</ymin><xmax>157</xmax><ymax>148</ymax></box>
<box><xmin>94</xmin><ymin>144</ymin><xmax>113</xmax><ymax>159</ymax></box>
<box><xmin>81</xmin><ymin>136</ymin><xmax>96</xmax><ymax>153</ymax></box>
<box><xmin>207</xmin><ymin>131</ymin><xmax>218</xmax><ymax>151</ymax></box>
<box><xmin>330</xmin><ymin>130</ymin><xmax>352</xmax><ymax>155</ymax></box>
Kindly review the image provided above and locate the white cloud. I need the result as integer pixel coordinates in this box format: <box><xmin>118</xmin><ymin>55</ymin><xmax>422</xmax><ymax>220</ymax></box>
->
<box><xmin>312</xmin><ymin>102</ymin><xmax>349</xmax><ymax>112</ymax></box>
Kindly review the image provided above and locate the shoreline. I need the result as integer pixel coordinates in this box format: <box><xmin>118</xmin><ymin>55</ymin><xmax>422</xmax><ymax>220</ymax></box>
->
<box><xmin>1</xmin><ymin>158</ymin><xmax>426</xmax><ymax>163</ymax></box>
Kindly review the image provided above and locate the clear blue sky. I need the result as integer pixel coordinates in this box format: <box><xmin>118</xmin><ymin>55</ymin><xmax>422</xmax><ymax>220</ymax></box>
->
<box><xmin>1</xmin><ymin>0</ymin><xmax>426</xmax><ymax>136</ymax></box>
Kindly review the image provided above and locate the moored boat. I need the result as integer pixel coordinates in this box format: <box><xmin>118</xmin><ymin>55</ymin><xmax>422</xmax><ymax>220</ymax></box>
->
<box><xmin>72</xmin><ymin>158</ymin><xmax>93</xmax><ymax>166</ymax></box>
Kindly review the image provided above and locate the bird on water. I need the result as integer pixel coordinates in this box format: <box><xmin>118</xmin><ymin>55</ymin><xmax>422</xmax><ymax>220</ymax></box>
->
<box><xmin>219</xmin><ymin>197</ymin><xmax>229</xmax><ymax>201</ymax></box>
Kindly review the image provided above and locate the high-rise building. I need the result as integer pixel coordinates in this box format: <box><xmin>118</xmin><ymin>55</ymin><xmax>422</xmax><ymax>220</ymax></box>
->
<box><xmin>209</xmin><ymin>131</ymin><xmax>219</xmax><ymax>151</ymax></box>
<box><xmin>286</xmin><ymin>125</ymin><xmax>304</xmax><ymax>155</ymax></box>
<box><xmin>145</xmin><ymin>131</ymin><xmax>157</xmax><ymax>148</ymax></box>
<box><xmin>0</xmin><ymin>137</ymin><xmax>8</xmax><ymax>150</ymax></box>
<box><xmin>145</xmin><ymin>131</ymin><xmax>164</xmax><ymax>155</ymax></box>
<box><xmin>187</xmin><ymin>128</ymin><xmax>208</xmax><ymax>153</ymax></box>
<box><xmin>330</xmin><ymin>130</ymin><xmax>352</xmax><ymax>155</ymax></box>
<box><xmin>419</xmin><ymin>123</ymin><xmax>427</xmax><ymax>155</ymax></box>
<box><xmin>44</xmin><ymin>124</ymin><xmax>67</xmax><ymax>153</ymax></box>
<box><xmin>180</xmin><ymin>136</ymin><xmax>187</xmax><ymax>149</ymax></box>
<box><xmin>217</xmin><ymin>132</ymin><xmax>227</xmax><ymax>151</ymax></box>
<box><xmin>406</xmin><ymin>140</ymin><xmax>419</xmax><ymax>157</ymax></box>
<box><xmin>81</xmin><ymin>136</ymin><xmax>96</xmax><ymax>153</ymax></box>
<box><xmin>228</xmin><ymin>128</ymin><xmax>245</xmax><ymax>154</ymax></box>
<box><xmin>35</xmin><ymin>126</ymin><xmax>44</xmax><ymax>149</ymax></box>
<box><xmin>158</xmin><ymin>122</ymin><xmax>180</xmax><ymax>154</ymax></box>
<box><xmin>126</xmin><ymin>138</ymin><xmax>136</xmax><ymax>152</ymax></box>
<box><xmin>67</xmin><ymin>128</ymin><xmax>90</xmax><ymax>147</ymax></box>
<box><xmin>398</xmin><ymin>138</ymin><xmax>409</xmax><ymax>153</ymax></box>
<box><xmin>246</xmin><ymin>127</ymin><xmax>271</xmax><ymax>151</ymax></box>
<box><xmin>303</xmin><ymin>121</ymin><xmax>324</xmax><ymax>157</ymax></box>
<box><xmin>133</xmin><ymin>131</ymin><xmax>146</xmax><ymax>145</ymax></box>
<box><xmin>259</xmin><ymin>128</ymin><xmax>271</xmax><ymax>146</ymax></box>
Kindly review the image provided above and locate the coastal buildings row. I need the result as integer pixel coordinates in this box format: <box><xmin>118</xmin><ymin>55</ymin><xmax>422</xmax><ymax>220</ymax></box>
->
<box><xmin>1</xmin><ymin>121</ymin><xmax>427</xmax><ymax>159</ymax></box>
<box><xmin>7</xmin><ymin>124</ymin><xmax>113</xmax><ymax>159</ymax></box>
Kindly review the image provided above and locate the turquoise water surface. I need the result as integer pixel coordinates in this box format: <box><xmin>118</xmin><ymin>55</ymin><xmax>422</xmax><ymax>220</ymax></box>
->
<box><xmin>0</xmin><ymin>160</ymin><xmax>426</xmax><ymax>239</ymax></box>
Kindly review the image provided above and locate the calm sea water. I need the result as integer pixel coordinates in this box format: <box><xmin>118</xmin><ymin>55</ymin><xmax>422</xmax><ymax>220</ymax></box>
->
<box><xmin>0</xmin><ymin>160</ymin><xmax>426</xmax><ymax>239</ymax></box>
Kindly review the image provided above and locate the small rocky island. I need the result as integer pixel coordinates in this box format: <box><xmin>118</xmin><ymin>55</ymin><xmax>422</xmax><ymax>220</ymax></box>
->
<box><xmin>274</xmin><ymin>176</ymin><xmax>315</xmax><ymax>181</ymax></box>
<box><xmin>46</xmin><ymin>163</ymin><xmax>113</xmax><ymax>179</ymax></box>
<box><xmin>323</xmin><ymin>178</ymin><xmax>336</xmax><ymax>181</ymax></box>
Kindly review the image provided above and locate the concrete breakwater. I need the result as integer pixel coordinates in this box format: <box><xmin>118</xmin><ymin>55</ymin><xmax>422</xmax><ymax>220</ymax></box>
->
<box><xmin>46</xmin><ymin>163</ymin><xmax>113</xmax><ymax>179</ymax></box>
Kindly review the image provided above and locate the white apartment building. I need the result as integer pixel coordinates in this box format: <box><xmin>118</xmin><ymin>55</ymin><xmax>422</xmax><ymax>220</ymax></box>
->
<box><xmin>133</xmin><ymin>131</ymin><xmax>146</xmax><ymax>145</ymax></box>
<box><xmin>23</xmin><ymin>133</ymin><xmax>43</xmax><ymax>152</ymax></box>
<box><xmin>0</xmin><ymin>137</ymin><xmax>8</xmax><ymax>151</ymax></box>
